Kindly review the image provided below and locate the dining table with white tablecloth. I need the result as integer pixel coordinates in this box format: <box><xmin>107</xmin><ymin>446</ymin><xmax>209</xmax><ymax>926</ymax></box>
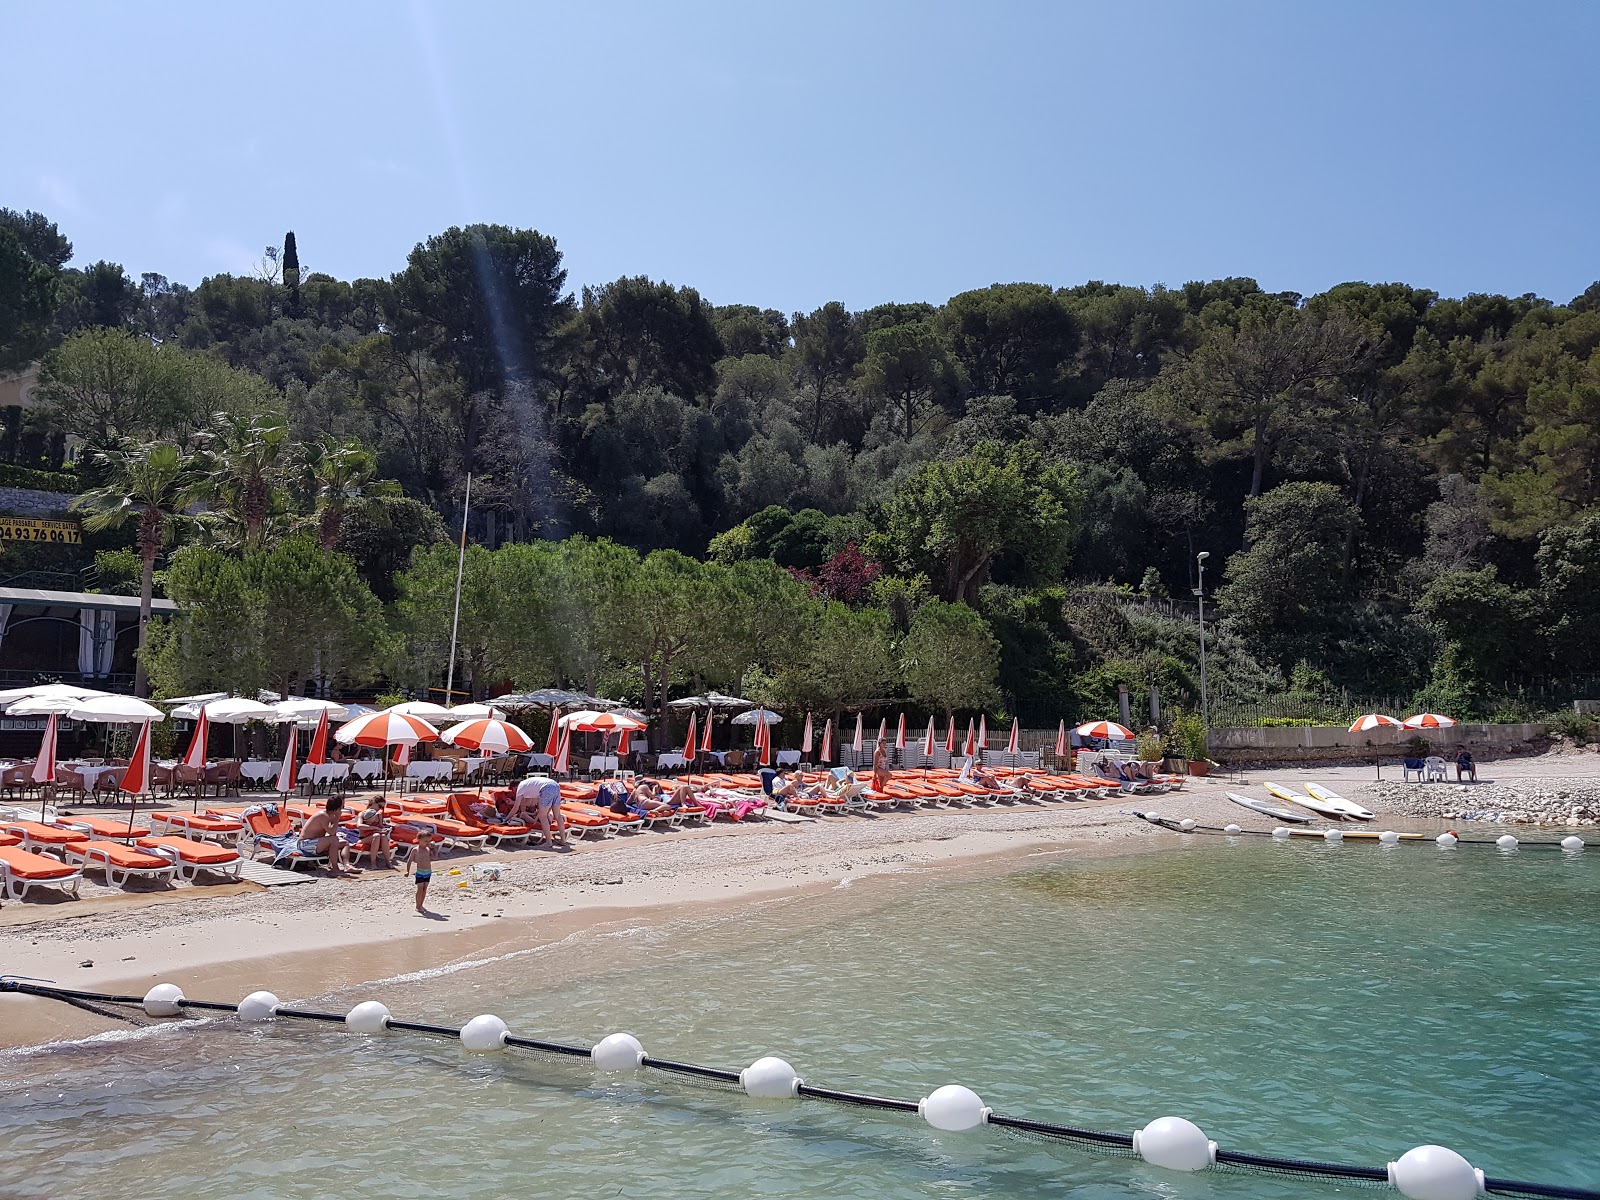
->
<box><xmin>654</xmin><ymin>752</ymin><xmax>688</xmax><ymax>770</ymax></box>
<box><xmin>63</xmin><ymin>762</ymin><xmax>125</xmax><ymax>792</ymax></box>
<box><xmin>349</xmin><ymin>759</ymin><xmax>384</xmax><ymax>781</ymax></box>
<box><xmin>404</xmin><ymin>761</ymin><xmax>454</xmax><ymax>787</ymax></box>
<box><xmin>775</xmin><ymin>750</ymin><xmax>801</xmax><ymax>766</ymax></box>
<box><xmin>298</xmin><ymin>762</ymin><xmax>351</xmax><ymax>786</ymax></box>
<box><xmin>239</xmin><ymin>760</ymin><xmax>279</xmax><ymax>785</ymax></box>
<box><xmin>460</xmin><ymin>756</ymin><xmax>493</xmax><ymax>779</ymax></box>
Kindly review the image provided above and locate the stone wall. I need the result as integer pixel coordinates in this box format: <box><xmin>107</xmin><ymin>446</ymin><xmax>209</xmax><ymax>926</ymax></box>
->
<box><xmin>1208</xmin><ymin>722</ymin><xmax>1549</xmax><ymax>765</ymax></box>
<box><xmin>0</xmin><ymin>486</ymin><xmax>76</xmax><ymax>518</ymax></box>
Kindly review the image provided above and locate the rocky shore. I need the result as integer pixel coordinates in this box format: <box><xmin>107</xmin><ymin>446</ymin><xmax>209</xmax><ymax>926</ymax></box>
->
<box><xmin>1358</xmin><ymin>777</ymin><xmax>1599</xmax><ymax>825</ymax></box>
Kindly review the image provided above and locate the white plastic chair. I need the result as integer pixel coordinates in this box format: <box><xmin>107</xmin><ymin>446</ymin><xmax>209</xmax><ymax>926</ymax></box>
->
<box><xmin>1424</xmin><ymin>755</ymin><xmax>1447</xmax><ymax>782</ymax></box>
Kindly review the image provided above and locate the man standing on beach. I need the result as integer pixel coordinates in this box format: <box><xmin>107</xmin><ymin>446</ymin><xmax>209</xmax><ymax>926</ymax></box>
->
<box><xmin>514</xmin><ymin>774</ymin><xmax>569</xmax><ymax>848</ymax></box>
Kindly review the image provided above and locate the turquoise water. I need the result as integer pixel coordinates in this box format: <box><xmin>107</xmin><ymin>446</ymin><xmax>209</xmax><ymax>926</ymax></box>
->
<box><xmin>3</xmin><ymin>839</ymin><xmax>1596</xmax><ymax>1199</ymax></box>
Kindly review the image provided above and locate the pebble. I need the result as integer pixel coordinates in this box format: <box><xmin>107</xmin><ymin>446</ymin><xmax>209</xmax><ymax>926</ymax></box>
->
<box><xmin>1361</xmin><ymin>778</ymin><xmax>1600</xmax><ymax>826</ymax></box>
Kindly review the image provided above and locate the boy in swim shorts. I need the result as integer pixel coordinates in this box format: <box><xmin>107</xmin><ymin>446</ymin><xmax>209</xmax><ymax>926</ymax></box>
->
<box><xmin>407</xmin><ymin>827</ymin><xmax>435</xmax><ymax>913</ymax></box>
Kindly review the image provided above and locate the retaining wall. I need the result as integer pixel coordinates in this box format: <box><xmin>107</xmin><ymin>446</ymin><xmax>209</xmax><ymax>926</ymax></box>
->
<box><xmin>0</xmin><ymin>485</ymin><xmax>76</xmax><ymax>518</ymax></box>
<box><xmin>1207</xmin><ymin>723</ymin><xmax>1548</xmax><ymax>765</ymax></box>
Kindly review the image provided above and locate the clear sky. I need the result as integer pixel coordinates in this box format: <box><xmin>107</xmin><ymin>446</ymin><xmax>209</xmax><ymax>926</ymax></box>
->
<box><xmin>4</xmin><ymin>1</ymin><xmax>1597</xmax><ymax>313</ymax></box>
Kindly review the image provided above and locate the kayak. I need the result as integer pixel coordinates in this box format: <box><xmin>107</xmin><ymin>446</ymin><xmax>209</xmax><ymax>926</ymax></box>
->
<box><xmin>1264</xmin><ymin>781</ymin><xmax>1348</xmax><ymax>820</ymax></box>
<box><xmin>1305</xmin><ymin>783</ymin><xmax>1375</xmax><ymax>821</ymax></box>
<box><xmin>1226</xmin><ymin>792</ymin><xmax>1314</xmax><ymax>823</ymax></box>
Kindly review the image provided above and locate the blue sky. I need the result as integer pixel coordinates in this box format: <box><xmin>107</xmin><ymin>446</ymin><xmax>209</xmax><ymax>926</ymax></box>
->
<box><xmin>4</xmin><ymin>1</ymin><xmax>1597</xmax><ymax>312</ymax></box>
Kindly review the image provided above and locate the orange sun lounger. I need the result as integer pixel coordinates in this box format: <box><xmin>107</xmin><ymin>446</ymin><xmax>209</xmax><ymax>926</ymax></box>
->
<box><xmin>66</xmin><ymin>840</ymin><xmax>177</xmax><ymax>887</ymax></box>
<box><xmin>240</xmin><ymin>807</ymin><xmax>328</xmax><ymax>870</ymax></box>
<box><xmin>444</xmin><ymin>793</ymin><xmax>534</xmax><ymax>846</ymax></box>
<box><xmin>135</xmin><ymin>835</ymin><xmax>244</xmax><ymax>882</ymax></box>
<box><xmin>3</xmin><ymin>820</ymin><xmax>91</xmax><ymax>855</ymax></box>
<box><xmin>147</xmin><ymin>811</ymin><xmax>245</xmax><ymax>843</ymax></box>
<box><xmin>57</xmin><ymin>815</ymin><xmax>149</xmax><ymax>841</ymax></box>
<box><xmin>0</xmin><ymin>845</ymin><xmax>84</xmax><ymax>900</ymax></box>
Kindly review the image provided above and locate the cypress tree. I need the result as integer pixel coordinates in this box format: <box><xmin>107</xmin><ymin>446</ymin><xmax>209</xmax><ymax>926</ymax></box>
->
<box><xmin>282</xmin><ymin>231</ymin><xmax>300</xmax><ymax>313</ymax></box>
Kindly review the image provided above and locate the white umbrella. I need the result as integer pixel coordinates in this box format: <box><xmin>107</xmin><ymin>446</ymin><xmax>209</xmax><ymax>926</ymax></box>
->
<box><xmin>275</xmin><ymin>698</ymin><xmax>349</xmax><ymax>722</ymax></box>
<box><xmin>333</xmin><ymin>703</ymin><xmax>378</xmax><ymax>723</ymax></box>
<box><xmin>0</xmin><ymin>682</ymin><xmax>109</xmax><ymax>704</ymax></box>
<box><xmin>67</xmin><ymin>695</ymin><xmax>166</xmax><ymax>723</ymax></box>
<box><xmin>172</xmin><ymin>697</ymin><xmax>279</xmax><ymax>723</ymax></box>
<box><xmin>6</xmin><ymin>695</ymin><xmax>86</xmax><ymax>716</ymax></box>
<box><xmin>387</xmin><ymin>700</ymin><xmax>457</xmax><ymax>721</ymax></box>
<box><xmin>731</xmin><ymin>707</ymin><xmax>782</xmax><ymax>725</ymax></box>
<box><xmin>447</xmin><ymin>702</ymin><xmax>505</xmax><ymax>720</ymax></box>
<box><xmin>668</xmin><ymin>691</ymin><xmax>751</xmax><ymax>710</ymax></box>
<box><xmin>159</xmin><ymin>691</ymin><xmax>229</xmax><ymax>705</ymax></box>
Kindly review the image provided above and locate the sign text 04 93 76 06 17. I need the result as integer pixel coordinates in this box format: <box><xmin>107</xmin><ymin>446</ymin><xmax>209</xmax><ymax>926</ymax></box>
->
<box><xmin>0</xmin><ymin>516</ymin><xmax>81</xmax><ymax>544</ymax></box>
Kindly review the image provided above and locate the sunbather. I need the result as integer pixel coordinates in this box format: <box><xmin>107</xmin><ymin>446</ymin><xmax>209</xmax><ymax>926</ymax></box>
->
<box><xmin>357</xmin><ymin>796</ymin><xmax>394</xmax><ymax>868</ymax></box>
<box><xmin>301</xmin><ymin>798</ymin><xmax>355</xmax><ymax>874</ymax></box>
<box><xmin>872</xmin><ymin>740</ymin><xmax>891</xmax><ymax>792</ymax></box>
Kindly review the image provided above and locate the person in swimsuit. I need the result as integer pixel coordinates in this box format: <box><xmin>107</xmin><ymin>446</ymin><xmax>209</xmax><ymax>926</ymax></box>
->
<box><xmin>407</xmin><ymin>827</ymin><xmax>435</xmax><ymax>913</ymax></box>
<box><xmin>299</xmin><ymin>797</ymin><xmax>354</xmax><ymax>873</ymax></box>
<box><xmin>872</xmin><ymin>740</ymin><xmax>891</xmax><ymax>792</ymax></box>
<box><xmin>356</xmin><ymin>795</ymin><xmax>393</xmax><ymax>868</ymax></box>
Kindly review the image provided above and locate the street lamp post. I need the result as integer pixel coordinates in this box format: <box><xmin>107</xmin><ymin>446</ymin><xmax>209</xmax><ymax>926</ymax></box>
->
<box><xmin>1193</xmin><ymin>551</ymin><xmax>1210</xmax><ymax>723</ymax></box>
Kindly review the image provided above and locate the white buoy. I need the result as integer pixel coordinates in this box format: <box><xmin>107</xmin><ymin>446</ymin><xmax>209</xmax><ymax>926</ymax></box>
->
<box><xmin>1178</xmin><ymin>818</ymin><xmax>1196</xmax><ymax>832</ymax></box>
<box><xmin>919</xmin><ymin>1084</ymin><xmax>990</xmax><ymax>1131</ymax></box>
<box><xmin>1561</xmin><ymin>836</ymin><xmax>1585</xmax><ymax>851</ymax></box>
<box><xmin>1496</xmin><ymin>834</ymin><xmax>1518</xmax><ymax>849</ymax></box>
<box><xmin>237</xmin><ymin>991</ymin><xmax>280</xmax><ymax>1022</ymax></box>
<box><xmin>142</xmin><ymin>983</ymin><xmax>185</xmax><ymax>1017</ymax></box>
<box><xmin>1387</xmin><ymin>1144</ymin><xmax>1485</xmax><ymax>1200</ymax></box>
<box><xmin>460</xmin><ymin>1014</ymin><xmax>509</xmax><ymax>1052</ymax></box>
<box><xmin>1143</xmin><ymin>811</ymin><xmax>1161</xmax><ymax>823</ymax></box>
<box><xmin>1272</xmin><ymin>826</ymin><xmax>1291</xmax><ymax>839</ymax></box>
<box><xmin>592</xmin><ymin>1032</ymin><xmax>646</xmax><ymax>1071</ymax></box>
<box><xmin>1324</xmin><ymin>828</ymin><xmax>1343</xmax><ymax>843</ymax></box>
<box><xmin>1378</xmin><ymin>830</ymin><xmax>1401</xmax><ymax>845</ymax></box>
<box><xmin>1223</xmin><ymin>823</ymin><xmax>1242</xmax><ymax>835</ymax></box>
<box><xmin>741</xmin><ymin>1056</ymin><xmax>802</xmax><ymax>1098</ymax></box>
<box><xmin>345</xmin><ymin>1001</ymin><xmax>391</xmax><ymax>1033</ymax></box>
<box><xmin>1436</xmin><ymin>833</ymin><xmax>1458</xmax><ymax>846</ymax></box>
<box><xmin>1133</xmin><ymin>1116</ymin><xmax>1217</xmax><ymax>1172</ymax></box>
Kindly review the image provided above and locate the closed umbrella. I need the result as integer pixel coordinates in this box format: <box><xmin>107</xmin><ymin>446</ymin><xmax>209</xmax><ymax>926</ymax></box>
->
<box><xmin>544</xmin><ymin>713</ymin><xmax>561</xmax><ymax>759</ymax></box>
<box><xmin>274</xmin><ymin>731</ymin><xmax>297</xmax><ymax>795</ymax></box>
<box><xmin>700</xmin><ymin>711</ymin><xmax>714</xmax><ymax>754</ymax></box>
<box><xmin>682</xmin><ymin>713</ymin><xmax>698</xmax><ymax>762</ymax></box>
<box><xmin>800</xmin><ymin>712</ymin><xmax>813</xmax><ymax>756</ymax></box>
<box><xmin>120</xmin><ymin>721</ymin><xmax>154</xmax><ymax>837</ymax></box>
<box><xmin>895</xmin><ymin>713</ymin><xmax>906</xmax><ymax>751</ymax></box>
<box><xmin>182</xmin><ymin>708</ymin><xmax>211</xmax><ymax>769</ymax></box>
<box><xmin>553</xmin><ymin>725</ymin><xmax>571</xmax><ymax>774</ymax></box>
<box><xmin>977</xmin><ymin>715</ymin><xmax>988</xmax><ymax>748</ymax></box>
<box><xmin>32</xmin><ymin>712</ymin><xmax>58</xmax><ymax>820</ymax></box>
<box><xmin>819</xmin><ymin>718</ymin><xmax>833</xmax><ymax>764</ymax></box>
<box><xmin>1055</xmin><ymin>720</ymin><xmax>1068</xmax><ymax>760</ymax></box>
<box><xmin>963</xmin><ymin>718</ymin><xmax>976</xmax><ymax>759</ymax></box>
<box><xmin>853</xmin><ymin>712</ymin><xmax>864</xmax><ymax>755</ymax></box>
<box><xmin>944</xmin><ymin>717</ymin><xmax>955</xmax><ymax>754</ymax></box>
<box><xmin>877</xmin><ymin>717</ymin><xmax>887</xmax><ymax>745</ymax></box>
<box><xmin>1349</xmin><ymin>714</ymin><xmax>1403</xmax><ymax>733</ymax></box>
<box><xmin>306</xmin><ymin>709</ymin><xmax>330</xmax><ymax>765</ymax></box>
<box><xmin>1007</xmin><ymin>722</ymin><xmax>1020</xmax><ymax>755</ymax></box>
<box><xmin>922</xmin><ymin>717</ymin><xmax>935</xmax><ymax>757</ymax></box>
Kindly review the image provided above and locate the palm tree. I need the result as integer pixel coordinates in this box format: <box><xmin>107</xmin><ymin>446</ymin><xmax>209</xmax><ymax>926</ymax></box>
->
<box><xmin>195</xmin><ymin>415</ymin><xmax>290</xmax><ymax>545</ymax></box>
<box><xmin>72</xmin><ymin>442</ymin><xmax>195</xmax><ymax>697</ymax></box>
<box><xmin>296</xmin><ymin>437</ymin><xmax>382</xmax><ymax>550</ymax></box>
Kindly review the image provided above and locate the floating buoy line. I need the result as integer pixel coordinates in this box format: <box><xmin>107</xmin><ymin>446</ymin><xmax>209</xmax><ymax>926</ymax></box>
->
<box><xmin>4</xmin><ymin>977</ymin><xmax>1595</xmax><ymax>1200</ymax></box>
<box><xmin>1135</xmin><ymin>811</ymin><xmax>1591</xmax><ymax>851</ymax></box>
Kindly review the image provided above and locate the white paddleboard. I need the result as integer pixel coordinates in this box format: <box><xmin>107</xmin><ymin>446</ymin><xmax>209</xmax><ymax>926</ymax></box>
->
<box><xmin>1226</xmin><ymin>792</ymin><xmax>1314</xmax><ymax>823</ymax></box>
<box><xmin>1264</xmin><ymin>781</ymin><xmax>1348</xmax><ymax>820</ymax></box>
<box><xmin>1304</xmin><ymin>783</ymin><xmax>1375</xmax><ymax>821</ymax></box>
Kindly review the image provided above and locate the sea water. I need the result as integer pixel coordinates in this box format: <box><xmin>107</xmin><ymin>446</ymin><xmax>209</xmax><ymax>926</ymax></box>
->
<box><xmin>2</xmin><ymin>838</ymin><xmax>1596</xmax><ymax>1199</ymax></box>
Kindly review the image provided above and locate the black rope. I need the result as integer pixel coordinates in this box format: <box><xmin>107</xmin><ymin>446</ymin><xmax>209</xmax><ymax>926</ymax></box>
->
<box><xmin>987</xmin><ymin>1113</ymin><xmax>1135</xmax><ymax>1148</ymax></box>
<box><xmin>8</xmin><ymin>978</ymin><xmax>1600</xmax><ymax>1199</ymax></box>
<box><xmin>504</xmin><ymin>1034</ymin><xmax>591</xmax><ymax>1058</ymax></box>
<box><xmin>640</xmin><ymin>1055</ymin><xmax>742</xmax><ymax>1084</ymax></box>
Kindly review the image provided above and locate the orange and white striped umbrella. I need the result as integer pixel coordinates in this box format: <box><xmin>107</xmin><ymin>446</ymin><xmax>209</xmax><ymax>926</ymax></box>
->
<box><xmin>683</xmin><ymin>712</ymin><xmax>698</xmax><ymax>760</ymax></box>
<box><xmin>1348</xmin><ymin>714</ymin><xmax>1403</xmax><ymax>733</ymax></box>
<box><xmin>963</xmin><ymin>718</ymin><xmax>976</xmax><ymax>758</ymax></box>
<box><xmin>943</xmin><ymin>717</ymin><xmax>956</xmax><ymax>754</ymax></box>
<box><xmin>560</xmin><ymin>710</ymin><xmax>646</xmax><ymax>733</ymax></box>
<box><xmin>1402</xmin><ymin>713</ymin><xmax>1457</xmax><ymax>729</ymax></box>
<box><xmin>336</xmin><ymin>709</ymin><xmax>439</xmax><ymax>748</ymax></box>
<box><xmin>819</xmin><ymin>718</ymin><xmax>833</xmax><ymax>763</ymax></box>
<box><xmin>853</xmin><ymin>712</ymin><xmax>864</xmax><ymax>754</ymax></box>
<box><xmin>442</xmin><ymin>718</ymin><xmax>534</xmax><ymax>754</ymax></box>
<box><xmin>31</xmin><ymin>713</ymin><xmax>58</xmax><ymax>786</ymax></box>
<box><xmin>877</xmin><ymin>717</ymin><xmax>887</xmax><ymax>745</ymax></box>
<box><xmin>553</xmin><ymin>725</ymin><xmax>571</xmax><ymax>773</ymax></box>
<box><xmin>182</xmin><ymin>708</ymin><xmax>211</xmax><ymax>770</ymax></box>
<box><xmin>306</xmin><ymin>708</ymin><xmax>329</xmax><ymax>766</ymax></box>
<box><xmin>274</xmin><ymin>729</ymin><xmax>298</xmax><ymax>794</ymax></box>
<box><xmin>1055</xmin><ymin>720</ymin><xmax>1068</xmax><ymax>758</ymax></box>
<box><xmin>895</xmin><ymin>713</ymin><xmax>906</xmax><ymax>750</ymax></box>
<box><xmin>1075</xmin><ymin>720</ymin><xmax>1132</xmax><ymax>740</ymax></box>
<box><xmin>1006</xmin><ymin>722</ymin><xmax>1020</xmax><ymax>755</ymax></box>
<box><xmin>800</xmin><ymin>712</ymin><xmax>813</xmax><ymax>755</ymax></box>
<box><xmin>977</xmin><ymin>715</ymin><xmax>988</xmax><ymax>747</ymax></box>
<box><xmin>922</xmin><ymin>717</ymin><xmax>935</xmax><ymax>756</ymax></box>
<box><xmin>122</xmin><ymin>721</ymin><xmax>154</xmax><ymax>795</ymax></box>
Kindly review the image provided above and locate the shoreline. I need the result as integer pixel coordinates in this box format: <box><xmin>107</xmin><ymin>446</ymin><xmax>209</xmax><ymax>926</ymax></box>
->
<box><xmin>8</xmin><ymin>755</ymin><xmax>1598</xmax><ymax>1052</ymax></box>
<box><xmin>2</xmin><ymin>795</ymin><xmax>1174</xmax><ymax>1049</ymax></box>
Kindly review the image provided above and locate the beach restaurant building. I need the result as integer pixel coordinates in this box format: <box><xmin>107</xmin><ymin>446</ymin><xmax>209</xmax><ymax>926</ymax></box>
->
<box><xmin>0</xmin><ymin>585</ymin><xmax>175</xmax><ymax>693</ymax></box>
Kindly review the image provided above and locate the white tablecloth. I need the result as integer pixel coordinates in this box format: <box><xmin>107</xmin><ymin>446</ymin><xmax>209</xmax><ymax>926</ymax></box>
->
<box><xmin>350</xmin><ymin>760</ymin><xmax>384</xmax><ymax>780</ymax></box>
<box><xmin>298</xmin><ymin>762</ymin><xmax>350</xmax><ymax>785</ymax></box>
<box><xmin>775</xmin><ymin>750</ymin><xmax>801</xmax><ymax>766</ymax></box>
<box><xmin>462</xmin><ymin>756</ymin><xmax>493</xmax><ymax>778</ymax></box>
<box><xmin>655</xmin><ymin>752</ymin><xmax>688</xmax><ymax>770</ymax></box>
<box><xmin>587</xmin><ymin>755</ymin><xmax>618</xmax><ymax>773</ymax></box>
<box><xmin>67</xmin><ymin>763</ymin><xmax>124</xmax><ymax>791</ymax></box>
<box><xmin>526</xmin><ymin>753</ymin><xmax>553</xmax><ymax>768</ymax></box>
<box><xmin>405</xmin><ymin>762</ymin><xmax>454</xmax><ymax>784</ymax></box>
<box><xmin>240</xmin><ymin>760</ymin><xmax>278</xmax><ymax>784</ymax></box>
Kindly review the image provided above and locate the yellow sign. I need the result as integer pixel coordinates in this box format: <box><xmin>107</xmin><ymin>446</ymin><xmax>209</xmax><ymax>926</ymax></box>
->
<box><xmin>0</xmin><ymin>516</ymin><xmax>81</xmax><ymax>544</ymax></box>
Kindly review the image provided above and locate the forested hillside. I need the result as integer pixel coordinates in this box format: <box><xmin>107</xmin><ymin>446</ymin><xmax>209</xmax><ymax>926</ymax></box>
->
<box><xmin>4</xmin><ymin>207</ymin><xmax>1597</xmax><ymax>726</ymax></box>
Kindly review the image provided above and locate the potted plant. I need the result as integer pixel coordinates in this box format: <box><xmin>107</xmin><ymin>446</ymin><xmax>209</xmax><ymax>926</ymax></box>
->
<box><xmin>1171</xmin><ymin>712</ymin><xmax>1209</xmax><ymax>776</ymax></box>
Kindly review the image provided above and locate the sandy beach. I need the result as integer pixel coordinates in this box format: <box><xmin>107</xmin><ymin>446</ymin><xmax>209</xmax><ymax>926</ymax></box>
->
<box><xmin>6</xmin><ymin>752</ymin><xmax>1596</xmax><ymax>1049</ymax></box>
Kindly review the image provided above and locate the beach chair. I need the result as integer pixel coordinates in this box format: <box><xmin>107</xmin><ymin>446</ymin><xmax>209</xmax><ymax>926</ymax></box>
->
<box><xmin>136</xmin><ymin>835</ymin><xmax>245</xmax><ymax>882</ymax></box>
<box><xmin>0</xmin><ymin>845</ymin><xmax>84</xmax><ymax>900</ymax></box>
<box><xmin>1425</xmin><ymin>756</ymin><xmax>1448</xmax><ymax>782</ymax></box>
<box><xmin>148</xmin><ymin>811</ymin><xmax>245</xmax><ymax>844</ymax></box>
<box><xmin>65</xmin><ymin>840</ymin><xmax>177</xmax><ymax>888</ymax></box>
<box><xmin>57</xmin><ymin>815</ymin><xmax>147</xmax><ymax>842</ymax></box>
<box><xmin>444</xmin><ymin>793</ymin><xmax>534</xmax><ymax>847</ymax></box>
<box><xmin>1402</xmin><ymin>756</ymin><xmax>1426</xmax><ymax>782</ymax></box>
<box><xmin>2</xmin><ymin>820</ymin><xmax>90</xmax><ymax>858</ymax></box>
<box><xmin>241</xmin><ymin>806</ymin><xmax>328</xmax><ymax>871</ymax></box>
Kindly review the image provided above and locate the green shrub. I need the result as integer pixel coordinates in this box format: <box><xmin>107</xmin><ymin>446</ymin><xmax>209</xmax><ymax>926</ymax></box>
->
<box><xmin>1170</xmin><ymin>711</ymin><xmax>1208</xmax><ymax>760</ymax></box>
<box><xmin>1548</xmin><ymin>711</ymin><xmax>1597</xmax><ymax>744</ymax></box>
<box><xmin>1256</xmin><ymin>716</ymin><xmax>1324</xmax><ymax>728</ymax></box>
<box><xmin>0</xmin><ymin>462</ymin><xmax>78</xmax><ymax>492</ymax></box>
<box><xmin>1135</xmin><ymin>731</ymin><xmax>1164</xmax><ymax>761</ymax></box>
